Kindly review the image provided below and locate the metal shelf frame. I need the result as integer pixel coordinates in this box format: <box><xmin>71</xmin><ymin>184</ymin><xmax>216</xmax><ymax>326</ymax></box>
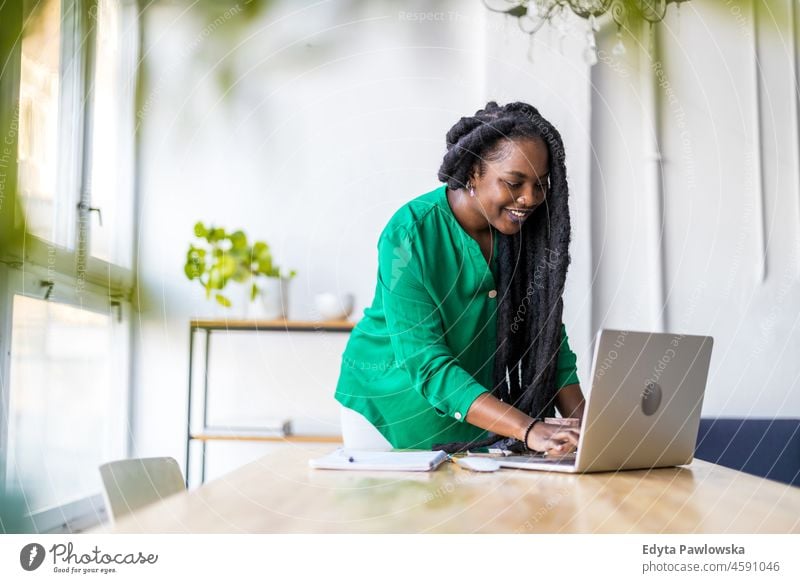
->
<box><xmin>185</xmin><ymin>318</ymin><xmax>354</xmax><ymax>486</ymax></box>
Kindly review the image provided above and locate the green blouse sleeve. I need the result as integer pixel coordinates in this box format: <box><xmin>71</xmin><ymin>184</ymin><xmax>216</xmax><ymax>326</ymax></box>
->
<box><xmin>377</xmin><ymin>225</ymin><xmax>488</xmax><ymax>423</ymax></box>
<box><xmin>556</xmin><ymin>323</ymin><xmax>581</xmax><ymax>389</ymax></box>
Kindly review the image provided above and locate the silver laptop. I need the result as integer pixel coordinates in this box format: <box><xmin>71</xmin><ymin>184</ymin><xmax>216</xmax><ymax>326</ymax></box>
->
<box><xmin>491</xmin><ymin>329</ymin><xmax>714</xmax><ymax>473</ymax></box>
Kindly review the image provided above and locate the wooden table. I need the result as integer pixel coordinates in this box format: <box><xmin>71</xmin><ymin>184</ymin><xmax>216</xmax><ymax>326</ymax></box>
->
<box><xmin>100</xmin><ymin>445</ymin><xmax>800</xmax><ymax>533</ymax></box>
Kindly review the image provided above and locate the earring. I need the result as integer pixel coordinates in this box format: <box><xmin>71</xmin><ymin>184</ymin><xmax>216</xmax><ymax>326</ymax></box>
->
<box><xmin>467</xmin><ymin>182</ymin><xmax>476</xmax><ymax>197</ymax></box>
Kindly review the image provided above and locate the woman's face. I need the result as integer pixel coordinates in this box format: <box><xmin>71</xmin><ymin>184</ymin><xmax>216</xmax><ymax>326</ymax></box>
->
<box><xmin>469</xmin><ymin>137</ymin><xmax>550</xmax><ymax>235</ymax></box>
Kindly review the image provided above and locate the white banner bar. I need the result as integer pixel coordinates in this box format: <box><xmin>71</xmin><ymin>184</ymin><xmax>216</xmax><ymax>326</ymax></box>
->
<box><xmin>0</xmin><ymin>534</ymin><xmax>797</xmax><ymax>582</ymax></box>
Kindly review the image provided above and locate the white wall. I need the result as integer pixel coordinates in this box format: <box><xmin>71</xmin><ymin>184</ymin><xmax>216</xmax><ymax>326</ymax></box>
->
<box><xmin>589</xmin><ymin>0</ymin><xmax>800</xmax><ymax>417</ymax></box>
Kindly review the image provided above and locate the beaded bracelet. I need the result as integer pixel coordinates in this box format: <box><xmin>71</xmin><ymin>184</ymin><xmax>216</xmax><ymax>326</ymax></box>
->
<box><xmin>523</xmin><ymin>418</ymin><xmax>542</xmax><ymax>453</ymax></box>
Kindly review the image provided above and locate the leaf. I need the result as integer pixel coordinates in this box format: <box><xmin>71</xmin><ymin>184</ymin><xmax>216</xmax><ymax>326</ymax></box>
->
<box><xmin>231</xmin><ymin>264</ymin><xmax>250</xmax><ymax>283</ymax></box>
<box><xmin>187</xmin><ymin>246</ymin><xmax>206</xmax><ymax>261</ymax></box>
<box><xmin>209</xmin><ymin>227</ymin><xmax>226</xmax><ymax>242</ymax></box>
<box><xmin>253</xmin><ymin>241</ymin><xmax>269</xmax><ymax>257</ymax></box>
<box><xmin>230</xmin><ymin>230</ymin><xmax>247</xmax><ymax>250</ymax></box>
<box><xmin>215</xmin><ymin>294</ymin><xmax>232</xmax><ymax>307</ymax></box>
<box><xmin>250</xmin><ymin>282</ymin><xmax>258</xmax><ymax>301</ymax></box>
<box><xmin>256</xmin><ymin>254</ymin><xmax>273</xmax><ymax>275</ymax></box>
<box><xmin>208</xmin><ymin>268</ymin><xmax>224</xmax><ymax>290</ymax></box>
<box><xmin>228</xmin><ymin>246</ymin><xmax>250</xmax><ymax>265</ymax></box>
<box><xmin>186</xmin><ymin>246</ymin><xmax>206</xmax><ymax>274</ymax></box>
<box><xmin>194</xmin><ymin>221</ymin><xmax>208</xmax><ymax>238</ymax></box>
<box><xmin>185</xmin><ymin>262</ymin><xmax>202</xmax><ymax>280</ymax></box>
<box><xmin>220</xmin><ymin>254</ymin><xmax>237</xmax><ymax>278</ymax></box>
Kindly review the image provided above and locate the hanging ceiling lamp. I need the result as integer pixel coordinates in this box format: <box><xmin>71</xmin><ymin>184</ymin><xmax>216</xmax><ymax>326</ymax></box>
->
<box><xmin>482</xmin><ymin>0</ymin><xmax>690</xmax><ymax>64</ymax></box>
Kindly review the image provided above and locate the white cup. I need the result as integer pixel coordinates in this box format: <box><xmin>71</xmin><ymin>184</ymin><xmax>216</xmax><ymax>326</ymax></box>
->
<box><xmin>314</xmin><ymin>292</ymin><xmax>355</xmax><ymax>321</ymax></box>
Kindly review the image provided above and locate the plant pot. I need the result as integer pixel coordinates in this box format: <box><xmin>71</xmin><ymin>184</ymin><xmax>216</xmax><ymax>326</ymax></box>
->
<box><xmin>237</xmin><ymin>284</ymin><xmax>262</xmax><ymax>319</ymax></box>
<box><xmin>260</xmin><ymin>276</ymin><xmax>291</xmax><ymax>320</ymax></box>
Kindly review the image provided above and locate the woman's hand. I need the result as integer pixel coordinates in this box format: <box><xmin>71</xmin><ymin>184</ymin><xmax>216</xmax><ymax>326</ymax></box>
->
<box><xmin>464</xmin><ymin>393</ymin><xmax>581</xmax><ymax>455</ymax></box>
<box><xmin>526</xmin><ymin>421</ymin><xmax>580</xmax><ymax>455</ymax></box>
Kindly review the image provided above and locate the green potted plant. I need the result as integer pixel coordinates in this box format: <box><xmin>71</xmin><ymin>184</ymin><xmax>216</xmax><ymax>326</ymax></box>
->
<box><xmin>184</xmin><ymin>221</ymin><xmax>297</xmax><ymax>318</ymax></box>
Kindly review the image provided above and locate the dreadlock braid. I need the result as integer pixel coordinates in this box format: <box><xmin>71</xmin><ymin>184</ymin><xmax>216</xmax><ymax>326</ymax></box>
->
<box><xmin>433</xmin><ymin>101</ymin><xmax>572</xmax><ymax>454</ymax></box>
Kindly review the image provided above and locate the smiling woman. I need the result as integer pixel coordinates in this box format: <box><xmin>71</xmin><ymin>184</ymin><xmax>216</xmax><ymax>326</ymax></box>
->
<box><xmin>334</xmin><ymin>101</ymin><xmax>585</xmax><ymax>455</ymax></box>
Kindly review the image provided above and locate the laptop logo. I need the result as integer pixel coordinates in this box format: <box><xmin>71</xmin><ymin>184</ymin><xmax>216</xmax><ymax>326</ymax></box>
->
<box><xmin>641</xmin><ymin>382</ymin><xmax>662</xmax><ymax>416</ymax></box>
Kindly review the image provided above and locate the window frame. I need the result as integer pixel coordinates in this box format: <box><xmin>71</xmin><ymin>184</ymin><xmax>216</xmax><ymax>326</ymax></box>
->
<box><xmin>0</xmin><ymin>0</ymin><xmax>140</xmax><ymax>533</ymax></box>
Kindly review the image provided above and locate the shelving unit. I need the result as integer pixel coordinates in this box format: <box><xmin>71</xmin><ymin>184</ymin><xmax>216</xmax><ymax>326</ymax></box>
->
<box><xmin>186</xmin><ymin>318</ymin><xmax>355</xmax><ymax>486</ymax></box>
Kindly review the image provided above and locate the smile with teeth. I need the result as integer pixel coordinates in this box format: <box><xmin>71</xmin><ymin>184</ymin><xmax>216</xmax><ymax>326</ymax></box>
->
<box><xmin>504</xmin><ymin>208</ymin><xmax>532</xmax><ymax>218</ymax></box>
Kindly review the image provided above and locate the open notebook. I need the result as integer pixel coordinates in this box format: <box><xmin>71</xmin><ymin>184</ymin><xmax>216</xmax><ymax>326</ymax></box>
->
<box><xmin>309</xmin><ymin>448</ymin><xmax>448</xmax><ymax>471</ymax></box>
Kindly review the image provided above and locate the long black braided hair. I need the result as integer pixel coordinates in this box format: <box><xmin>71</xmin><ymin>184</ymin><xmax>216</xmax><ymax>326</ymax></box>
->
<box><xmin>433</xmin><ymin>101</ymin><xmax>572</xmax><ymax>454</ymax></box>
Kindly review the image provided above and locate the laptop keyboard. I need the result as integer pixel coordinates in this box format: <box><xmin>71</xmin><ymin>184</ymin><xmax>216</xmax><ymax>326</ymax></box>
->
<box><xmin>501</xmin><ymin>453</ymin><xmax>577</xmax><ymax>465</ymax></box>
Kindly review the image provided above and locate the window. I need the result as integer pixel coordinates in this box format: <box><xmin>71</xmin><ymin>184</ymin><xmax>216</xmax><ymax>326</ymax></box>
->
<box><xmin>7</xmin><ymin>273</ymin><xmax>129</xmax><ymax>515</ymax></box>
<box><xmin>16</xmin><ymin>0</ymin><xmax>67</xmax><ymax>247</ymax></box>
<box><xmin>0</xmin><ymin>0</ymin><xmax>139</xmax><ymax>532</ymax></box>
<box><xmin>88</xmin><ymin>0</ymin><xmax>137</xmax><ymax>267</ymax></box>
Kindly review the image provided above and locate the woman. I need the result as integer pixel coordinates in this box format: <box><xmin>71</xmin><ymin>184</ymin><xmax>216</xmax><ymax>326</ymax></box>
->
<box><xmin>335</xmin><ymin>101</ymin><xmax>585</xmax><ymax>455</ymax></box>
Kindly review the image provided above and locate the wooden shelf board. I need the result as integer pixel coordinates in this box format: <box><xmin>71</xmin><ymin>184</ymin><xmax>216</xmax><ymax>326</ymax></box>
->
<box><xmin>190</xmin><ymin>318</ymin><xmax>356</xmax><ymax>332</ymax></box>
<box><xmin>191</xmin><ymin>433</ymin><xmax>343</xmax><ymax>443</ymax></box>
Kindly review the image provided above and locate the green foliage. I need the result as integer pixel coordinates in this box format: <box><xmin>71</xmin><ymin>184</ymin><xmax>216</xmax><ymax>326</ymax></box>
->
<box><xmin>185</xmin><ymin>221</ymin><xmax>296</xmax><ymax>308</ymax></box>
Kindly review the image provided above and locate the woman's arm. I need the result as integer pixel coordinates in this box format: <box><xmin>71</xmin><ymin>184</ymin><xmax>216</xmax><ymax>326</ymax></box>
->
<box><xmin>465</xmin><ymin>393</ymin><xmax>579</xmax><ymax>453</ymax></box>
<box><xmin>555</xmin><ymin>383</ymin><xmax>586</xmax><ymax>420</ymax></box>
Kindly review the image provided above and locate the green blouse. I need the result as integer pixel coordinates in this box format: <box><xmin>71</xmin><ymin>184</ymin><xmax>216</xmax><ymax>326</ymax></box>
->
<box><xmin>334</xmin><ymin>184</ymin><xmax>580</xmax><ymax>449</ymax></box>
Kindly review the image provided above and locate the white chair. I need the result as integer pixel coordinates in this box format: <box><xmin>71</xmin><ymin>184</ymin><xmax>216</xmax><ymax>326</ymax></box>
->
<box><xmin>99</xmin><ymin>457</ymin><xmax>186</xmax><ymax>523</ymax></box>
<box><xmin>339</xmin><ymin>405</ymin><xmax>393</xmax><ymax>450</ymax></box>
